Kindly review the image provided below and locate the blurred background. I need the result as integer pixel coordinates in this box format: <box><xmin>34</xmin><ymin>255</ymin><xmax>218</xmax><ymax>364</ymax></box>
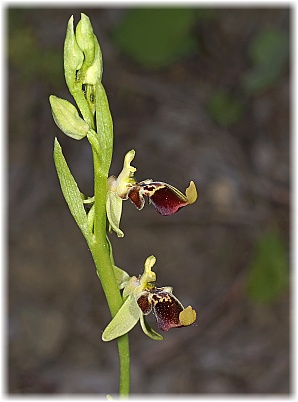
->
<box><xmin>8</xmin><ymin>6</ymin><xmax>290</xmax><ymax>394</ymax></box>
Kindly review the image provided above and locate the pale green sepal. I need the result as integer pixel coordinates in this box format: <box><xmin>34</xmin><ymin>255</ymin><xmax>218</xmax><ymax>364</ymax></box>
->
<box><xmin>96</xmin><ymin>82</ymin><xmax>113</xmax><ymax>175</ymax></box>
<box><xmin>102</xmin><ymin>294</ymin><xmax>141</xmax><ymax>341</ymax></box>
<box><xmin>140</xmin><ymin>315</ymin><xmax>163</xmax><ymax>341</ymax></box>
<box><xmin>53</xmin><ymin>138</ymin><xmax>90</xmax><ymax>240</ymax></box>
<box><xmin>123</xmin><ymin>276</ymin><xmax>139</xmax><ymax>298</ymax></box>
<box><xmin>50</xmin><ymin>96</ymin><xmax>89</xmax><ymax>140</ymax></box>
<box><xmin>106</xmin><ymin>190</ymin><xmax>124</xmax><ymax>237</ymax></box>
<box><xmin>113</xmin><ymin>265</ymin><xmax>131</xmax><ymax>290</ymax></box>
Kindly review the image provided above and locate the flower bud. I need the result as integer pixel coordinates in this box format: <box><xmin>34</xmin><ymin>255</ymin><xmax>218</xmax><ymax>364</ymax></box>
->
<box><xmin>76</xmin><ymin>13</ymin><xmax>103</xmax><ymax>84</ymax></box>
<box><xmin>84</xmin><ymin>38</ymin><xmax>103</xmax><ymax>84</ymax></box>
<box><xmin>64</xmin><ymin>16</ymin><xmax>84</xmax><ymax>89</ymax></box>
<box><xmin>75</xmin><ymin>13</ymin><xmax>95</xmax><ymax>66</ymax></box>
<box><xmin>49</xmin><ymin>95</ymin><xmax>89</xmax><ymax>140</ymax></box>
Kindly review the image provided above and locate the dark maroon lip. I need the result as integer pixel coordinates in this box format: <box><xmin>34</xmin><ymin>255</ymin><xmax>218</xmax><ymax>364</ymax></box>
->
<box><xmin>137</xmin><ymin>286</ymin><xmax>187</xmax><ymax>332</ymax></box>
<box><xmin>127</xmin><ymin>181</ymin><xmax>189</xmax><ymax>216</ymax></box>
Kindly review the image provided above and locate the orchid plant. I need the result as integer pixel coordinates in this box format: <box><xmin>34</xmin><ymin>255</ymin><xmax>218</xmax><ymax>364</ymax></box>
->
<box><xmin>50</xmin><ymin>13</ymin><xmax>197</xmax><ymax>396</ymax></box>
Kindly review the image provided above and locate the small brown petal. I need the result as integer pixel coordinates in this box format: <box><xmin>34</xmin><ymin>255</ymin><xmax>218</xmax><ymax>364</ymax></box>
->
<box><xmin>137</xmin><ymin>292</ymin><xmax>152</xmax><ymax>315</ymax></box>
<box><xmin>127</xmin><ymin>185</ymin><xmax>145</xmax><ymax>210</ymax></box>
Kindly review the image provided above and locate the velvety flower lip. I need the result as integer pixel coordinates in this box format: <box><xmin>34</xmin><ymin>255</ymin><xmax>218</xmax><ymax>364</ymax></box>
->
<box><xmin>149</xmin><ymin>287</ymin><xmax>184</xmax><ymax>331</ymax></box>
<box><xmin>137</xmin><ymin>286</ymin><xmax>197</xmax><ymax>331</ymax></box>
<box><xmin>128</xmin><ymin>180</ymin><xmax>198</xmax><ymax>216</ymax></box>
<box><xmin>140</xmin><ymin>181</ymin><xmax>189</xmax><ymax>216</ymax></box>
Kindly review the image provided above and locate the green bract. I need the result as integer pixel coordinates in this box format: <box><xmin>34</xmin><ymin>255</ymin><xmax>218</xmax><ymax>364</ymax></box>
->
<box><xmin>95</xmin><ymin>82</ymin><xmax>113</xmax><ymax>175</ymax></box>
<box><xmin>53</xmin><ymin>138</ymin><xmax>91</xmax><ymax>240</ymax></box>
<box><xmin>50</xmin><ymin>95</ymin><xmax>89</xmax><ymax>140</ymax></box>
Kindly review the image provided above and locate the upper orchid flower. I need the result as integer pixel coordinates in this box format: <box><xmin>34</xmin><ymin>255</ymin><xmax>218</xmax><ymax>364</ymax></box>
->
<box><xmin>102</xmin><ymin>255</ymin><xmax>197</xmax><ymax>341</ymax></box>
<box><xmin>107</xmin><ymin>150</ymin><xmax>198</xmax><ymax>237</ymax></box>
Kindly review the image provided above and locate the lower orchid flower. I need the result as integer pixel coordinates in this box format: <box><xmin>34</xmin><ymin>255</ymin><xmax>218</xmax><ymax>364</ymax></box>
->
<box><xmin>107</xmin><ymin>150</ymin><xmax>198</xmax><ymax>236</ymax></box>
<box><xmin>102</xmin><ymin>255</ymin><xmax>197</xmax><ymax>342</ymax></box>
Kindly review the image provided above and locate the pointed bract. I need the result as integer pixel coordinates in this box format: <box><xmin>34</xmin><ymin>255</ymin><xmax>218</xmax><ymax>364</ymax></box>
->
<box><xmin>50</xmin><ymin>96</ymin><xmax>89</xmax><ymax>140</ymax></box>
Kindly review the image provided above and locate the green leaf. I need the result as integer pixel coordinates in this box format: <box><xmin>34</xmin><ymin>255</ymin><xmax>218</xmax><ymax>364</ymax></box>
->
<box><xmin>140</xmin><ymin>315</ymin><xmax>163</xmax><ymax>340</ymax></box>
<box><xmin>242</xmin><ymin>28</ymin><xmax>289</xmax><ymax>93</ymax></box>
<box><xmin>207</xmin><ymin>90</ymin><xmax>244</xmax><ymax>127</ymax></box>
<box><xmin>248</xmin><ymin>28</ymin><xmax>288</xmax><ymax>67</ymax></box>
<box><xmin>102</xmin><ymin>294</ymin><xmax>141</xmax><ymax>341</ymax></box>
<box><xmin>246</xmin><ymin>229</ymin><xmax>288</xmax><ymax>303</ymax></box>
<box><xmin>113</xmin><ymin>8</ymin><xmax>197</xmax><ymax>69</ymax></box>
<box><xmin>53</xmin><ymin>138</ymin><xmax>91</xmax><ymax>241</ymax></box>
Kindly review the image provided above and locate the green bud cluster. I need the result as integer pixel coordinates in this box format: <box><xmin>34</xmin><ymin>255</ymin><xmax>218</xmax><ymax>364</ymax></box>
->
<box><xmin>50</xmin><ymin>13</ymin><xmax>104</xmax><ymax>137</ymax></box>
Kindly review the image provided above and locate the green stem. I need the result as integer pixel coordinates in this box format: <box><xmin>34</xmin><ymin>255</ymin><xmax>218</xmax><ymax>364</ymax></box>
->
<box><xmin>118</xmin><ymin>335</ymin><xmax>130</xmax><ymax>396</ymax></box>
<box><xmin>89</xmin><ymin>148</ymin><xmax>130</xmax><ymax>396</ymax></box>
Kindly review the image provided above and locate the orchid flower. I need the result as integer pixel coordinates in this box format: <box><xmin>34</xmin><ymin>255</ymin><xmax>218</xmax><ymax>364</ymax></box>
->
<box><xmin>102</xmin><ymin>255</ymin><xmax>197</xmax><ymax>341</ymax></box>
<box><xmin>107</xmin><ymin>150</ymin><xmax>198</xmax><ymax>237</ymax></box>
